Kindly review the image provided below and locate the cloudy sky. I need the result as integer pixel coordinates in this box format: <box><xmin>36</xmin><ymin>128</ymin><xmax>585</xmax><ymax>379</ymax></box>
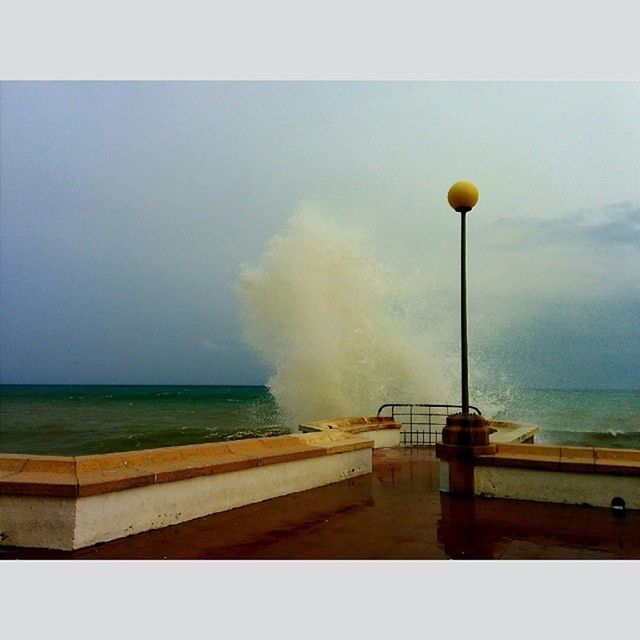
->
<box><xmin>1</xmin><ymin>81</ymin><xmax>638</xmax><ymax>388</ymax></box>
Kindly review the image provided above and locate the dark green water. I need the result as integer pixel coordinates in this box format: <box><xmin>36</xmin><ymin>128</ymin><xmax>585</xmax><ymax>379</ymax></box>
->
<box><xmin>0</xmin><ymin>385</ymin><xmax>638</xmax><ymax>455</ymax></box>
<box><xmin>491</xmin><ymin>388</ymin><xmax>640</xmax><ymax>449</ymax></box>
<box><xmin>0</xmin><ymin>385</ymin><xmax>288</xmax><ymax>455</ymax></box>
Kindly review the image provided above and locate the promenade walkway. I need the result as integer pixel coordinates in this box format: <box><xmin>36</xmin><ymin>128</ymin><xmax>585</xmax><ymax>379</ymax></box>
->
<box><xmin>2</xmin><ymin>448</ymin><xmax>638</xmax><ymax>559</ymax></box>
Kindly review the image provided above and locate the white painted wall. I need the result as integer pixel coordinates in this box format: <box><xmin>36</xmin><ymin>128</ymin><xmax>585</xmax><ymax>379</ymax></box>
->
<box><xmin>0</xmin><ymin>495</ymin><xmax>77</xmax><ymax>550</ymax></box>
<box><xmin>475</xmin><ymin>466</ymin><xmax>640</xmax><ymax>509</ymax></box>
<box><xmin>75</xmin><ymin>448</ymin><xmax>371</xmax><ymax>548</ymax></box>
<box><xmin>363</xmin><ymin>429</ymin><xmax>400</xmax><ymax>448</ymax></box>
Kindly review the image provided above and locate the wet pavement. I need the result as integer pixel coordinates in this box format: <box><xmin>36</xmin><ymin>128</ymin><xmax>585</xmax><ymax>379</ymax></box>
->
<box><xmin>2</xmin><ymin>447</ymin><xmax>639</xmax><ymax>559</ymax></box>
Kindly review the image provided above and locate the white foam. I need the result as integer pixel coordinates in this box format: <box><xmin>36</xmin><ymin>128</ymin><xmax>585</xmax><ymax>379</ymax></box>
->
<box><xmin>238</xmin><ymin>208</ymin><xmax>457</xmax><ymax>424</ymax></box>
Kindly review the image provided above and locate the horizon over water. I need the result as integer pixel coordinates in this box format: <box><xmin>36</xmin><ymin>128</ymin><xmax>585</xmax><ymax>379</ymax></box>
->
<box><xmin>3</xmin><ymin>214</ymin><xmax>638</xmax><ymax>456</ymax></box>
<box><xmin>0</xmin><ymin>384</ymin><xmax>287</xmax><ymax>456</ymax></box>
<box><xmin>1</xmin><ymin>383</ymin><xmax>638</xmax><ymax>455</ymax></box>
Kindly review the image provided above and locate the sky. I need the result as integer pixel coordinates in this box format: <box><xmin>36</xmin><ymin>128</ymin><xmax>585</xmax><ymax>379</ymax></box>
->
<box><xmin>1</xmin><ymin>81</ymin><xmax>639</xmax><ymax>388</ymax></box>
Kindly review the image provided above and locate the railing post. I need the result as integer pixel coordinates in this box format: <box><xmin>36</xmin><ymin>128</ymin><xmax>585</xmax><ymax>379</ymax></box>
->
<box><xmin>409</xmin><ymin>405</ymin><xmax>414</xmax><ymax>443</ymax></box>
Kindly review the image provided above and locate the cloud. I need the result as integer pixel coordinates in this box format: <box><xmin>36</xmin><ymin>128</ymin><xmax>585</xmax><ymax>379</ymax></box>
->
<box><xmin>474</xmin><ymin>201</ymin><xmax>640</xmax><ymax>309</ymax></box>
<box><xmin>582</xmin><ymin>202</ymin><xmax>640</xmax><ymax>245</ymax></box>
<box><xmin>487</xmin><ymin>201</ymin><xmax>640</xmax><ymax>248</ymax></box>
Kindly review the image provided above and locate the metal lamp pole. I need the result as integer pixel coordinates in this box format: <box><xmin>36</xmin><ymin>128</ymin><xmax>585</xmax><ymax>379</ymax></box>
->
<box><xmin>447</xmin><ymin>181</ymin><xmax>479</xmax><ymax>416</ymax></box>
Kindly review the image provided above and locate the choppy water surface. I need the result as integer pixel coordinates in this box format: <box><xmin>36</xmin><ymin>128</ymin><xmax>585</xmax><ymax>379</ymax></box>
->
<box><xmin>0</xmin><ymin>385</ymin><xmax>288</xmax><ymax>455</ymax></box>
<box><xmin>491</xmin><ymin>388</ymin><xmax>639</xmax><ymax>449</ymax></box>
<box><xmin>0</xmin><ymin>385</ymin><xmax>638</xmax><ymax>455</ymax></box>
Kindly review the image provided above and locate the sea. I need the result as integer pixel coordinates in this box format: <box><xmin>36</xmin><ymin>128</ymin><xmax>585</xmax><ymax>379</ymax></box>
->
<box><xmin>0</xmin><ymin>384</ymin><xmax>638</xmax><ymax>456</ymax></box>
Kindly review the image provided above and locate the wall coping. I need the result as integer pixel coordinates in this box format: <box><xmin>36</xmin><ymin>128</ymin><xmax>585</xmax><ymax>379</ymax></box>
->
<box><xmin>299</xmin><ymin>416</ymin><xmax>402</xmax><ymax>434</ymax></box>
<box><xmin>486</xmin><ymin>420</ymin><xmax>539</xmax><ymax>444</ymax></box>
<box><xmin>300</xmin><ymin>417</ymin><xmax>536</xmax><ymax>442</ymax></box>
<box><xmin>474</xmin><ymin>443</ymin><xmax>640</xmax><ymax>476</ymax></box>
<box><xmin>0</xmin><ymin>431</ymin><xmax>374</xmax><ymax>498</ymax></box>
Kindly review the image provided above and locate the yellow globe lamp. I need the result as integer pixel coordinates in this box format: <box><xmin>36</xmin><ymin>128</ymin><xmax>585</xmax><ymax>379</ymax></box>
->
<box><xmin>447</xmin><ymin>180</ymin><xmax>479</xmax><ymax>213</ymax></box>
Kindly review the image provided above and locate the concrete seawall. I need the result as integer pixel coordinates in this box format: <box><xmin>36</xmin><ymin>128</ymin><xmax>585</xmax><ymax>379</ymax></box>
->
<box><xmin>0</xmin><ymin>431</ymin><xmax>373</xmax><ymax>550</ymax></box>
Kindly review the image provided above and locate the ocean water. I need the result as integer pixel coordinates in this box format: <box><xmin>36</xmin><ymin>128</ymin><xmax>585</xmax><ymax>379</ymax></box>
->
<box><xmin>491</xmin><ymin>388</ymin><xmax>640</xmax><ymax>449</ymax></box>
<box><xmin>0</xmin><ymin>385</ymin><xmax>288</xmax><ymax>456</ymax></box>
<box><xmin>0</xmin><ymin>385</ymin><xmax>638</xmax><ymax>455</ymax></box>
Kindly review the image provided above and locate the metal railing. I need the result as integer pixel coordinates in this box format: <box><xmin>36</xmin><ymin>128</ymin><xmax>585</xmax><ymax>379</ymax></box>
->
<box><xmin>377</xmin><ymin>403</ymin><xmax>482</xmax><ymax>447</ymax></box>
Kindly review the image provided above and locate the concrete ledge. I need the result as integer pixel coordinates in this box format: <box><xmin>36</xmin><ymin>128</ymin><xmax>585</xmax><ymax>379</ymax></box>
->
<box><xmin>0</xmin><ymin>431</ymin><xmax>372</xmax><ymax>498</ymax></box>
<box><xmin>437</xmin><ymin>423</ymin><xmax>640</xmax><ymax>509</ymax></box>
<box><xmin>0</xmin><ymin>455</ymin><xmax>78</xmax><ymax>497</ymax></box>
<box><xmin>486</xmin><ymin>420</ymin><xmax>539</xmax><ymax>444</ymax></box>
<box><xmin>475</xmin><ymin>443</ymin><xmax>640</xmax><ymax>476</ymax></box>
<box><xmin>472</xmin><ymin>443</ymin><xmax>640</xmax><ymax>509</ymax></box>
<box><xmin>0</xmin><ymin>432</ymin><xmax>374</xmax><ymax>550</ymax></box>
<box><xmin>299</xmin><ymin>416</ymin><xmax>402</xmax><ymax>448</ymax></box>
<box><xmin>302</xmin><ymin>417</ymin><xmax>536</xmax><ymax>449</ymax></box>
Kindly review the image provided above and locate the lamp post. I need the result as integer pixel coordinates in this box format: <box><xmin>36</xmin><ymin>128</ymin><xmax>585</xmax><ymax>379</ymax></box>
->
<box><xmin>447</xmin><ymin>180</ymin><xmax>479</xmax><ymax>415</ymax></box>
<box><xmin>435</xmin><ymin>180</ymin><xmax>494</xmax><ymax>497</ymax></box>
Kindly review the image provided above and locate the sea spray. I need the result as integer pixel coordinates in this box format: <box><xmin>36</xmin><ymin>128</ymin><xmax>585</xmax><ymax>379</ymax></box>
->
<box><xmin>237</xmin><ymin>209</ymin><xmax>457</xmax><ymax>424</ymax></box>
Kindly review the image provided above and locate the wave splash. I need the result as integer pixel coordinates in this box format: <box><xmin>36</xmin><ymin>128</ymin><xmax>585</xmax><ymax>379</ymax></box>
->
<box><xmin>238</xmin><ymin>209</ymin><xmax>456</xmax><ymax>424</ymax></box>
